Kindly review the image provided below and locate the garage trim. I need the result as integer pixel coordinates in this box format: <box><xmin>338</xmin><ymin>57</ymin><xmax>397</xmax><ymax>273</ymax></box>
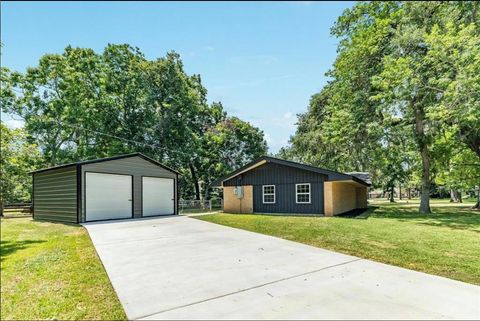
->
<box><xmin>76</xmin><ymin>164</ymin><xmax>81</xmax><ymax>224</ymax></box>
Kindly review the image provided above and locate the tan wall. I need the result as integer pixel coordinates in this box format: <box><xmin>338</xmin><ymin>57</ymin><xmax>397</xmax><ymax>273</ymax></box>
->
<box><xmin>324</xmin><ymin>181</ymin><xmax>366</xmax><ymax>216</ymax></box>
<box><xmin>324</xmin><ymin>182</ymin><xmax>334</xmax><ymax>216</ymax></box>
<box><xmin>223</xmin><ymin>185</ymin><xmax>253</xmax><ymax>213</ymax></box>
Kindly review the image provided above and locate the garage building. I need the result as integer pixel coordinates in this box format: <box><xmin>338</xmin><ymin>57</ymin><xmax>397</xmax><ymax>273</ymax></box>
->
<box><xmin>212</xmin><ymin>156</ymin><xmax>370</xmax><ymax>216</ymax></box>
<box><xmin>31</xmin><ymin>153</ymin><xmax>179</xmax><ymax>223</ymax></box>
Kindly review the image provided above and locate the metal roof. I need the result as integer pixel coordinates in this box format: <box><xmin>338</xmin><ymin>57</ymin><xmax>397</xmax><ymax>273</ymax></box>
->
<box><xmin>30</xmin><ymin>152</ymin><xmax>180</xmax><ymax>175</ymax></box>
<box><xmin>211</xmin><ymin>156</ymin><xmax>371</xmax><ymax>187</ymax></box>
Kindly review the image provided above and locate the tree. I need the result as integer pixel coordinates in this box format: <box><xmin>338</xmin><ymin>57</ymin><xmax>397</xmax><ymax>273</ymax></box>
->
<box><xmin>196</xmin><ymin>112</ymin><xmax>268</xmax><ymax>199</ymax></box>
<box><xmin>371</xmin><ymin>2</ymin><xmax>479</xmax><ymax>212</ymax></box>
<box><xmin>0</xmin><ymin>124</ymin><xmax>43</xmax><ymax>204</ymax></box>
<box><xmin>4</xmin><ymin>45</ymin><xmax>267</xmax><ymax>200</ymax></box>
<box><xmin>285</xmin><ymin>1</ymin><xmax>479</xmax><ymax>213</ymax></box>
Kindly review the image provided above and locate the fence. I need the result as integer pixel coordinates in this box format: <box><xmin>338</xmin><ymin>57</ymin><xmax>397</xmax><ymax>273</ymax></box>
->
<box><xmin>1</xmin><ymin>200</ymin><xmax>223</xmax><ymax>217</ymax></box>
<box><xmin>1</xmin><ymin>203</ymin><xmax>32</xmax><ymax>217</ymax></box>
<box><xmin>368</xmin><ymin>189</ymin><xmax>419</xmax><ymax>200</ymax></box>
<box><xmin>179</xmin><ymin>199</ymin><xmax>223</xmax><ymax>214</ymax></box>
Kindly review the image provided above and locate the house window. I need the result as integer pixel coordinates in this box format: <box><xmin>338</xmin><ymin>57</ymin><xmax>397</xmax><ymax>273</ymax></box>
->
<box><xmin>263</xmin><ymin>185</ymin><xmax>275</xmax><ymax>204</ymax></box>
<box><xmin>296</xmin><ymin>183</ymin><xmax>311</xmax><ymax>204</ymax></box>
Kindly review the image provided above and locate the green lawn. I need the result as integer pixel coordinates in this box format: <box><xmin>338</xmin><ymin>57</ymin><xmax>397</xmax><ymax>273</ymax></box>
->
<box><xmin>0</xmin><ymin>218</ymin><xmax>126</xmax><ymax>320</ymax></box>
<box><xmin>196</xmin><ymin>199</ymin><xmax>480</xmax><ymax>285</ymax></box>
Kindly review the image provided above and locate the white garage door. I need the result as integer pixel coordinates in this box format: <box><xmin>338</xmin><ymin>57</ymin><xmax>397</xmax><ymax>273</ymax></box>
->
<box><xmin>142</xmin><ymin>177</ymin><xmax>174</xmax><ymax>216</ymax></box>
<box><xmin>85</xmin><ymin>172</ymin><xmax>132</xmax><ymax>221</ymax></box>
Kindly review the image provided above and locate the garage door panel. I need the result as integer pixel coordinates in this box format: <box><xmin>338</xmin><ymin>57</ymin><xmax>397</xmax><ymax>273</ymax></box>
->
<box><xmin>142</xmin><ymin>177</ymin><xmax>174</xmax><ymax>216</ymax></box>
<box><xmin>86</xmin><ymin>172</ymin><xmax>132</xmax><ymax>221</ymax></box>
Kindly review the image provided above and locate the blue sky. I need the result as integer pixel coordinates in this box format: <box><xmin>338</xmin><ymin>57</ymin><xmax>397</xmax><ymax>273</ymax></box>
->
<box><xmin>1</xmin><ymin>1</ymin><xmax>353</xmax><ymax>153</ymax></box>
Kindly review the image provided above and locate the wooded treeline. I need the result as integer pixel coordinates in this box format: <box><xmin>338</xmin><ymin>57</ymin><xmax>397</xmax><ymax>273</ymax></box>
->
<box><xmin>278</xmin><ymin>1</ymin><xmax>480</xmax><ymax>211</ymax></box>
<box><xmin>1</xmin><ymin>45</ymin><xmax>267</xmax><ymax>202</ymax></box>
<box><xmin>2</xmin><ymin>2</ymin><xmax>479</xmax><ymax>212</ymax></box>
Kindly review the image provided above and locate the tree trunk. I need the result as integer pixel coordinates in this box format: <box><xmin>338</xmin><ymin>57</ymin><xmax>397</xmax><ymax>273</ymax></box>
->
<box><xmin>189</xmin><ymin>163</ymin><xmax>201</xmax><ymax>200</ymax></box>
<box><xmin>408</xmin><ymin>188</ymin><xmax>411</xmax><ymax>199</ymax></box>
<box><xmin>450</xmin><ymin>189</ymin><xmax>463</xmax><ymax>203</ymax></box>
<box><xmin>389</xmin><ymin>185</ymin><xmax>395</xmax><ymax>202</ymax></box>
<box><xmin>203</xmin><ymin>181</ymin><xmax>210</xmax><ymax>202</ymax></box>
<box><xmin>473</xmin><ymin>190</ymin><xmax>480</xmax><ymax>209</ymax></box>
<box><xmin>450</xmin><ymin>188</ymin><xmax>458</xmax><ymax>203</ymax></box>
<box><xmin>415</xmin><ymin>107</ymin><xmax>431</xmax><ymax>214</ymax></box>
<box><xmin>399</xmin><ymin>186</ymin><xmax>402</xmax><ymax>200</ymax></box>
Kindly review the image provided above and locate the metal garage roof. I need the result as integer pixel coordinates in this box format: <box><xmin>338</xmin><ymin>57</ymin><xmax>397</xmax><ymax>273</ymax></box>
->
<box><xmin>30</xmin><ymin>152</ymin><xmax>180</xmax><ymax>175</ymax></box>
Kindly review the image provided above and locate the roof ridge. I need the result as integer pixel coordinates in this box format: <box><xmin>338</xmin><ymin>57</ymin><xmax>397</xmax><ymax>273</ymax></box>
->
<box><xmin>30</xmin><ymin>152</ymin><xmax>180</xmax><ymax>175</ymax></box>
<box><xmin>262</xmin><ymin>156</ymin><xmax>354</xmax><ymax>178</ymax></box>
<box><xmin>211</xmin><ymin>155</ymin><xmax>370</xmax><ymax>187</ymax></box>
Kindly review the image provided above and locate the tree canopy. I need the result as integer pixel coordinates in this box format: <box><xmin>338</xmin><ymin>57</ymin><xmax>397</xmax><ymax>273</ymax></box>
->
<box><xmin>280</xmin><ymin>1</ymin><xmax>480</xmax><ymax>212</ymax></box>
<box><xmin>0</xmin><ymin>123</ymin><xmax>42</xmax><ymax>203</ymax></box>
<box><xmin>2</xmin><ymin>2</ymin><xmax>479</xmax><ymax>211</ymax></box>
<box><xmin>1</xmin><ymin>44</ymin><xmax>267</xmax><ymax>202</ymax></box>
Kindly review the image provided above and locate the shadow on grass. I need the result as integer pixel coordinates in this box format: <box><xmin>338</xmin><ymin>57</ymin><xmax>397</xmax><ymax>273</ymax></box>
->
<box><xmin>0</xmin><ymin>240</ymin><xmax>45</xmax><ymax>261</ymax></box>
<box><xmin>336</xmin><ymin>207</ymin><xmax>374</xmax><ymax>219</ymax></box>
<box><xmin>2</xmin><ymin>214</ymin><xmax>32</xmax><ymax>219</ymax></box>
<box><xmin>370</xmin><ymin>206</ymin><xmax>480</xmax><ymax>232</ymax></box>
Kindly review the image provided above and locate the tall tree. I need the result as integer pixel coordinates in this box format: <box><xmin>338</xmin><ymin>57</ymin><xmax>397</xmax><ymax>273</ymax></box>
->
<box><xmin>371</xmin><ymin>2</ymin><xmax>480</xmax><ymax>212</ymax></box>
<box><xmin>4</xmin><ymin>45</ymin><xmax>267</xmax><ymax>200</ymax></box>
<box><xmin>196</xmin><ymin>112</ymin><xmax>268</xmax><ymax>199</ymax></box>
<box><xmin>0</xmin><ymin>123</ymin><xmax>43</xmax><ymax>204</ymax></box>
<box><xmin>285</xmin><ymin>1</ymin><xmax>479</xmax><ymax>213</ymax></box>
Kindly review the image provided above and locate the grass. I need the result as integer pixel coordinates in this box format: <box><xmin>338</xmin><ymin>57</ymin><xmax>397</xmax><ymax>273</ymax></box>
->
<box><xmin>2</xmin><ymin>210</ymin><xmax>32</xmax><ymax>218</ymax></box>
<box><xmin>0</xmin><ymin>218</ymin><xmax>126</xmax><ymax>320</ymax></box>
<box><xmin>180</xmin><ymin>208</ymin><xmax>222</xmax><ymax>214</ymax></box>
<box><xmin>196</xmin><ymin>199</ymin><xmax>480</xmax><ymax>285</ymax></box>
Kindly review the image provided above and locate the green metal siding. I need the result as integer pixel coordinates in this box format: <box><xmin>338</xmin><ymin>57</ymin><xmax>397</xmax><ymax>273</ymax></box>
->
<box><xmin>33</xmin><ymin>165</ymin><xmax>78</xmax><ymax>223</ymax></box>
<box><xmin>80</xmin><ymin>156</ymin><xmax>177</xmax><ymax>222</ymax></box>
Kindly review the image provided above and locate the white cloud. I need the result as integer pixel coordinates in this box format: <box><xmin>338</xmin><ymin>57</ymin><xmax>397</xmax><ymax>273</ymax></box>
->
<box><xmin>264</xmin><ymin>133</ymin><xmax>273</xmax><ymax>144</ymax></box>
<box><xmin>271</xmin><ymin>111</ymin><xmax>297</xmax><ymax>130</ymax></box>
<box><xmin>263</xmin><ymin>132</ymin><xmax>292</xmax><ymax>154</ymax></box>
<box><xmin>204</xmin><ymin>45</ymin><xmax>215</xmax><ymax>52</ymax></box>
<box><xmin>247</xmin><ymin>118</ymin><xmax>262</xmax><ymax>130</ymax></box>
<box><xmin>283</xmin><ymin>111</ymin><xmax>293</xmax><ymax>119</ymax></box>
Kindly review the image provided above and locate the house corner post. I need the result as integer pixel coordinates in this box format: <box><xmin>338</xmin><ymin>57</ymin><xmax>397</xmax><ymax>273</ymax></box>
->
<box><xmin>324</xmin><ymin>181</ymin><xmax>333</xmax><ymax>217</ymax></box>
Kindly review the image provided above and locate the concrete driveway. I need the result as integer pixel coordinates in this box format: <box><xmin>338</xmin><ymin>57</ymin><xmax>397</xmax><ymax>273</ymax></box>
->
<box><xmin>84</xmin><ymin>216</ymin><xmax>480</xmax><ymax>320</ymax></box>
